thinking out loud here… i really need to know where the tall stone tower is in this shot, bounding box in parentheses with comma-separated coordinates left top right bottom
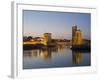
(72, 25, 77, 44)
(72, 25, 82, 45)
(43, 33, 52, 44)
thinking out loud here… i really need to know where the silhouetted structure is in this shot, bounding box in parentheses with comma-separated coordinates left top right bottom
(71, 25, 90, 51)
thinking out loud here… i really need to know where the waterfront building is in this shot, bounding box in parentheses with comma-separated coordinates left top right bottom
(72, 25, 83, 45)
(43, 33, 52, 44)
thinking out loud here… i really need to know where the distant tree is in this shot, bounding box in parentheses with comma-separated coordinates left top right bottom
(23, 36, 28, 41)
(27, 36, 33, 41)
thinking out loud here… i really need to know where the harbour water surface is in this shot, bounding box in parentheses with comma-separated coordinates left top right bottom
(23, 46, 90, 69)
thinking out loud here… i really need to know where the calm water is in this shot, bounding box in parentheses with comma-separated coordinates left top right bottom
(23, 46, 90, 69)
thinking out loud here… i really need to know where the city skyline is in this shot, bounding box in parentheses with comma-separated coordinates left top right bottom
(23, 10, 91, 39)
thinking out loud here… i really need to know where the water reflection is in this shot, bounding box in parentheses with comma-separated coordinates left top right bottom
(57, 45, 66, 52)
(23, 46, 90, 69)
(23, 47, 58, 60)
(39, 49, 52, 60)
(72, 51, 83, 65)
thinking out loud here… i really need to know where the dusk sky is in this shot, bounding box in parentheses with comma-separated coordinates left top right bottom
(23, 10, 91, 39)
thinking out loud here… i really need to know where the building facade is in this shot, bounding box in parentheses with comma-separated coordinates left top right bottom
(72, 25, 83, 45)
(43, 33, 52, 44)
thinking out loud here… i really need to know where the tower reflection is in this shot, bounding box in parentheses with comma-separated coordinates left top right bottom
(72, 51, 83, 65)
(39, 48, 52, 60)
(57, 45, 66, 52)
(23, 47, 58, 60)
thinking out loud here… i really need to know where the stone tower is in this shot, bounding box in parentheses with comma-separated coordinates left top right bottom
(43, 33, 52, 44)
(72, 25, 82, 45)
